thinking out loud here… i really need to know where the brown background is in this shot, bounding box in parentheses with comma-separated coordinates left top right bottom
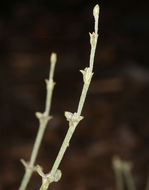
(0, 0, 149, 189)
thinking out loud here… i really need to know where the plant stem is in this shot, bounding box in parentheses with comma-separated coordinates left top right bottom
(50, 124, 76, 177)
(50, 4, 99, 179)
(112, 156, 136, 190)
(37, 4, 100, 190)
(123, 163, 136, 190)
(114, 169, 124, 190)
(18, 53, 57, 190)
(112, 156, 124, 190)
(19, 169, 32, 190)
(77, 83, 89, 115)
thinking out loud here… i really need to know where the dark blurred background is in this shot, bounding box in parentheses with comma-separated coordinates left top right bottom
(0, 0, 149, 190)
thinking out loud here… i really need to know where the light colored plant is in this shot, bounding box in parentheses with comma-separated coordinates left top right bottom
(112, 156, 136, 190)
(19, 53, 57, 190)
(18, 4, 99, 190)
(35, 4, 100, 190)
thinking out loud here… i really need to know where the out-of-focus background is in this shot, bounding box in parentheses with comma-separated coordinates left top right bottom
(0, 0, 149, 189)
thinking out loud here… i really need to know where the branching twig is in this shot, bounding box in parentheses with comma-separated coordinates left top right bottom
(36, 4, 100, 190)
(18, 53, 57, 190)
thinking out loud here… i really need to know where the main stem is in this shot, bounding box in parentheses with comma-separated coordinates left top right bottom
(40, 5, 100, 190)
(49, 83, 90, 178)
(50, 124, 76, 177)
(19, 53, 57, 190)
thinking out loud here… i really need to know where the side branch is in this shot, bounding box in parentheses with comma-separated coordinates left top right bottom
(18, 53, 57, 190)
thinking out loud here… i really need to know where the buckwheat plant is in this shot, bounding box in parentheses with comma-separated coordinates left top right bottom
(35, 4, 100, 190)
(19, 53, 57, 190)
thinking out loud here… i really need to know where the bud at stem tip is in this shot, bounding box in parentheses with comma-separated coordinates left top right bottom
(93, 4, 100, 17)
(50, 53, 57, 64)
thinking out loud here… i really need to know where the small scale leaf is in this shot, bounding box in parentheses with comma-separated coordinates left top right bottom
(64, 111, 73, 121)
(36, 165, 45, 177)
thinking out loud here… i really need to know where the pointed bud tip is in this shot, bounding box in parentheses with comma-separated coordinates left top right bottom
(93, 4, 100, 17)
(50, 52, 57, 64)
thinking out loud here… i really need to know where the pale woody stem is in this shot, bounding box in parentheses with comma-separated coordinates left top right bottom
(45, 63, 56, 115)
(77, 31, 98, 115)
(77, 83, 89, 116)
(31, 60, 56, 167)
(89, 35, 98, 71)
(115, 170, 124, 190)
(113, 165, 124, 190)
(78, 5, 99, 115)
(89, 44, 97, 71)
(50, 125, 75, 177)
(19, 53, 56, 190)
(95, 17, 98, 35)
(123, 168, 136, 190)
(49, 36, 98, 181)
(113, 157, 136, 190)
(30, 122, 47, 167)
(45, 5, 99, 187)
(18, 169, 32, 190)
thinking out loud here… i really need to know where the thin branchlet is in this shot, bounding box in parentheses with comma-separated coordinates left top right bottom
(18, 53, 57, 190)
